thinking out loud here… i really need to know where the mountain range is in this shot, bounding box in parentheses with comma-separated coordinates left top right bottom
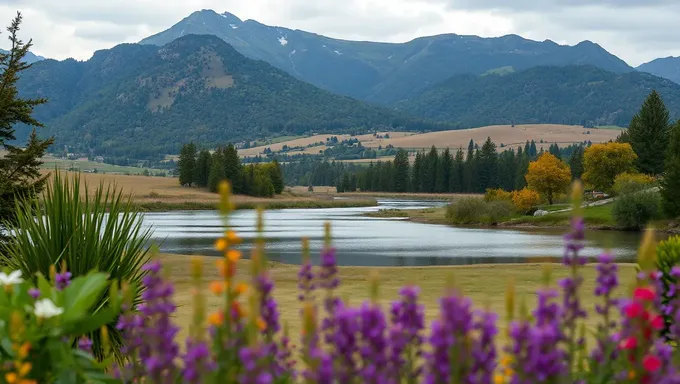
(0, 48, 44, 64)
(637, 57, 680, 85)
(140, 10, 636, 103)
(11, 9, 680, 159)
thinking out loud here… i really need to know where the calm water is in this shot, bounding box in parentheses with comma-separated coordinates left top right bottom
(143, 200, 661, 266)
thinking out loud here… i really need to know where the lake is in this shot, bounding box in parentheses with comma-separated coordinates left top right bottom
(144, 199, 659, 266)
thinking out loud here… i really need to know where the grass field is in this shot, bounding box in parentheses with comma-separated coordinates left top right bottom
(162, 253, 638, 348)
(40, 171, 376, 211)
(239, 124, 622, 158)
(40, 156, 166, 175)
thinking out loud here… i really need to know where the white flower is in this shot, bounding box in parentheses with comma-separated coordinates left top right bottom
(34, 298, 64, 318)
(0, 270, 23, 286)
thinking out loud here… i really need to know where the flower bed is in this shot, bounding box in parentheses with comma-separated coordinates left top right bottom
(1, 181, 679, 383)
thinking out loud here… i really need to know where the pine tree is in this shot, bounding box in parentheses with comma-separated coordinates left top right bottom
(450, 149, 464, 193)
(439, 148, 453, 193)
(628, 90, 671, 175)
(568, 146, 584, 180)
(0, 13, 54, 240)
(463, 140, 475, 192)
(207, 148, 226, 193)
(268, 159, 285, 194)
(194, 150, 212, 188)
(529, 140, 538, 158)
(393, 149, 410, 192)
(515, 147, 529, 190)
(223, 144, 243, 193)
(498, 148, 516, 191)
(478, 137, 498, 191)
(178, 143, 197, 186)
(411, 152, 423, 192)
(423, 146, 439, 193)
(549, 143, 561, 158)
(661, 121, 680, 218)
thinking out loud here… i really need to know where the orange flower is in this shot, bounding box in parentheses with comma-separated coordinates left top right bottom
(209, 281, 225, 295)
(208, 311, 225, 326)
(18, 363, 31, 377)
(214, 238, 228, 252)
(232, 302, 244, 319)
(227, 250, 242, 263)
(17, 342, 30, 359)
(256, 317, 267, 331)
(235, 283, 248, 295)
(5, 373, 17, 384)
(216, 259, 227, 276)
(226, 230, 241, 245)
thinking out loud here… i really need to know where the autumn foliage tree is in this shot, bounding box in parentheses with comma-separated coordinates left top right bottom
(582, 142, 637, 193)
(525, 153, 572, 205)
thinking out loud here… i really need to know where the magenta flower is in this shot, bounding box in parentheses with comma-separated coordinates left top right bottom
(388, 285, 425, 381)
(182, 338, 215, 383)
(358, 302, 388, 382)
(55, 271, 72, 290)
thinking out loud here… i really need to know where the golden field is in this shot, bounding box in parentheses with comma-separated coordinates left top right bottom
(163, 253, 637, 346)
(240, 124, 622, 158)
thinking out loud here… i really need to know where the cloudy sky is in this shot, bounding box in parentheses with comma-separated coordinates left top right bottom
(1, 0, 678, 66)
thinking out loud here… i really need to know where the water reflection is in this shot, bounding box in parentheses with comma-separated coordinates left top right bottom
(142, 199, 662, 266)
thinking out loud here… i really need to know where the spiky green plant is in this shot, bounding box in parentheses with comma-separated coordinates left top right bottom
(0, 171, 152, 360)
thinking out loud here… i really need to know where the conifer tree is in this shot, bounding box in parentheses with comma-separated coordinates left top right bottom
(268, 159, 285, 194)
(463, 140, 475, 192)
(450, 149, 464, 193)
(628, 90, 671, 175)
(177, 143, 197, 186)
(439, 148, 453, 193)
(223, 144, 243, 193)
(515, 146, 529, 190)
(549, 143, 561, 158)
(208, 148, 226, 193)
(478, 137, 498, 191)
(0, 13, 54, 240)
(568, 146, 584, 180)
(423, 146, 439, 193)
(661, 121, 680, 218)
(194, 150, 212, 188)
(411, 152, 423, 192)
(393, 149, 410, 192)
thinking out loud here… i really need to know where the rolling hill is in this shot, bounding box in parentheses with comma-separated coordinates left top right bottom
(139, 9, 633, 103)
(637, 57, 680, 85)
(16, 34, 421, 158)
(396, 65, 680, 127)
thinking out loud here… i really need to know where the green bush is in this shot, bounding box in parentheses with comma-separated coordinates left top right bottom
(446, 197, 512, 225)
(612, 190, 661, 230)
(0, 172, 152, 360)
(656, 235, 680, 341)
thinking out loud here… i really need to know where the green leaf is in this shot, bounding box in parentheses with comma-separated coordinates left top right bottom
(63, 307, 117, 335)
(62, 272, 109, 323)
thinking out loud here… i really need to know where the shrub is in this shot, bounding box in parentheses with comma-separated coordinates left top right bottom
(612, 172, 655, 195)
(446, 197, 487, 224)
(484, 188, 512, 202)
(446, 197, 512, 224)
(612, 189, 661, 230)
(512, 188, 541, 213)
(656, 235, 680, 341)
(0, 172, 152, 360)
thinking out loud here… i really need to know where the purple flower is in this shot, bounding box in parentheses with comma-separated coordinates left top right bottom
(238, 344, 273, 384)
(425, 291, 474, 383)
(255, 273, 280, 335)
(388, 285, 425, 381)
(117, 261, 180, 381)
(358, 302, 388, 382)
(55, 271, 72, 290)
(319, 247, 339, 291)
(591, 252, 619, 365)
(297, 261, 315, 302)
(330, 306, 360, 381)
(78, 337, 93, 353)
(276, 333, 296, 379)
(470, 310, 498, 384)
(560, 216, 587, 367)
(28, 288, 40, 299)
(182, 339, 215, 383)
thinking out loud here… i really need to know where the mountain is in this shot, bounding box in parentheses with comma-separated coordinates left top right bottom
(17, 34, 416, 159)
(139, 9, 633, 103)
(0, 48, 45, 63)
(396, 65, 680, 128)
(637, 57, 680, 85)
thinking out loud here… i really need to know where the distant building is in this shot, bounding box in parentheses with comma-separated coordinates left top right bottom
(94, 156, 104, 163)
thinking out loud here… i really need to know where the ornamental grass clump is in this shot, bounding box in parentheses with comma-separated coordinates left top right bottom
(11, 180, 680, 383)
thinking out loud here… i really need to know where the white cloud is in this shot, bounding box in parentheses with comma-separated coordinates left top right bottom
(0, 0, 677, 66)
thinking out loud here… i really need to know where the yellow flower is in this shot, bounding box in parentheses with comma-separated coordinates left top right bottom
(235, 283, 248, 295)
(500, 355, 512, 367)
(5, 373, 17, 384)
(209, 281, 225, 295)
(256, 317, 267, 331)
(17, 342, 30, 360)
(226, 230, 241, 245)
(216, 259, 227, 276)
(18, 363, 31, 377)
(214, 238, 228, 252)
(493, 374, 505, 384)
(208, 311, 224, 326)
(227, 250, 242, 263)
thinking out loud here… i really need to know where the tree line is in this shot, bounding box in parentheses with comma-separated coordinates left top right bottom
(177, 143, 284, 198)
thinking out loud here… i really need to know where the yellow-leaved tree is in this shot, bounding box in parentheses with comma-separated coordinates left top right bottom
(582, 142, 637, 193)
(525, 153, 572, 205)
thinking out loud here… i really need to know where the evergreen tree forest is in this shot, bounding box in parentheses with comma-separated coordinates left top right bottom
(177, 143, 284, 198)
(282, 139, 589, 194)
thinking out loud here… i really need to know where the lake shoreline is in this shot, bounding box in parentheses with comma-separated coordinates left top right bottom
(133, 198, 378, 212)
